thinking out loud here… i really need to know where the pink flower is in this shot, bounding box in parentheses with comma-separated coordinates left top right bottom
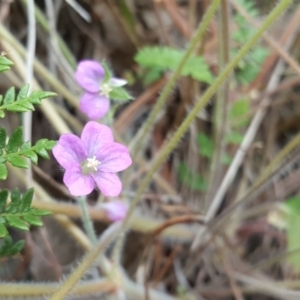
(52, 121, 132, 197)
(101, 201, 128, 222)
(75, 60, 127, 120)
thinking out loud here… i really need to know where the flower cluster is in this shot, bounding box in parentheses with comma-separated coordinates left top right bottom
(53, 60, 132, 221)
(75, 60, 128, 120)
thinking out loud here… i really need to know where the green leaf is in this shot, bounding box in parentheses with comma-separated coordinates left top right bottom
(0, 223, 8, 238)
(197, 133, 214, 158)
(44, 140, 56, 150)
(229, 98, 250, 128)
(10, 239, 25, 254)
(21, 141, 31, 150)
(0, 56, 13, 67)
(102, 61, 112, 83)
(32, 209, 52, 216)
(0, 66, 10, 73)
(110, 87, 133, 101)
(23, 150, 38, 164)
(0, 110, 5, 118)
(5, 216, 29, 231)
(178, 162, 207, 191)
(17, 84, 29, 100)
(20, 188, 34, 212)
(35, 147, 49, 159)
(0, 190, 8, 210)
(6, 127, 23, 153)
(135, 47, 213, 84)
(7, 155, 29, 169)
(225, 131, 244, 144)
(23, 215, 43, 227)
(0, 128, 6, 148)
(11, 188, 21, 205)
(0, 164, 8, 180)
(29, 91, 57, 100)
(3, 87, 15, 105)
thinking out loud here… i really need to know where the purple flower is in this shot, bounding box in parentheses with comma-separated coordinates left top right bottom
(101, 201, 128, 222)
(75, 60, 127, 120)
(52, 121, 132, 197)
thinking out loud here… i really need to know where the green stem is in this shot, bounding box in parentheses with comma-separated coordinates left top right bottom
(50, 223, 120, 300)
(128, 0, 222, 156)
(77, 196, 98, 245)
(0, 279, 114, 297)
(115, 0, 292, 261)
(206, 0, 230, 205)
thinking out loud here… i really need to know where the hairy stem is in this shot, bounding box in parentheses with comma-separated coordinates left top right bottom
(206, 0, 230, 206)
(50, 223, 120, 300)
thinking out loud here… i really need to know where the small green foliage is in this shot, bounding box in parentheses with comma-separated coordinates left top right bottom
(269, 197, 300, 273)
(178, 162, 207, 192)
(110, 87, 133, 102)
(0, 56, 13, 73)
(233, 0, 269, 85)
(0, 127, 56, 174)
(0, 235, 25, 258)
(197, 133, 214, 158)
(135, 46, 213, 85)
(229, 98, 250, 128)
(0, 188, 51, 238)
(0, 84, 57, 118)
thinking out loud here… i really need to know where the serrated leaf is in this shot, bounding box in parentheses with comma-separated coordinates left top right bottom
(29, 95, 41, 105)
(0, 190, 8, 210)
(23, 215, 43, 226)
(0, 164, 8, 180)
(135, 47, 213, 84)
(0, 56, 13, 67)
(3, 87, 15, 105)
(0, 66, 10, 73)
(17, 84, 29, 100)
(5, 216, 29, 231)
(20, 188, 34, 212)
(7, 155, 29, 169)
(0, 128, 6, 149)
(22, 150, 38, 164)
(11, 188, 21, 205)
(197, 133, 214, 158)
(0, 223, 8, 238)
(44, 140, 56, 150)
(30, 91, 57, 100)
(6, 127, 23, 153)
(21, 141, 31, 150)
(32, 209, 52, 216)
(5, 105, 29, 113)
(35, 147, 49, 159)
(35, 139, 48, 147)
(110, 87, 133, 101)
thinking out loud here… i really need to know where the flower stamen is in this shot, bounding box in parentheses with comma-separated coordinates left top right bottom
(86, 156, 101, 172)
(100, 83, 112, 97)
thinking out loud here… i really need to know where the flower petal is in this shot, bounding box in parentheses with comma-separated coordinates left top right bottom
(97, 143, 132, 172)
(63, 165, 94, 196)
(101, 201, 128, 221)
(109, 78, 127, 87)
(75, 60, 104, 93)
(80, 92, 110, 120)
(92, 172, 122, 197)
(81, 121, 114, 157)
(52, 134, 86, 169)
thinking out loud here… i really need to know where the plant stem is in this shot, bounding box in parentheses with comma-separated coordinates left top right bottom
(77, 196, 98, 245)
(114, 0, 292, 262)
(50, 222, 120, 300)
(128, 0, 222, 156)
(206, 0, 230, 206)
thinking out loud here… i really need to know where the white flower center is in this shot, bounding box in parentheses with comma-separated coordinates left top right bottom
(100, 83, 112, 97)
(86, 156, 101, 172)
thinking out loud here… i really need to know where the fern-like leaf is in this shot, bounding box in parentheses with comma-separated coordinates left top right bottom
(134, 46, 213, 85)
